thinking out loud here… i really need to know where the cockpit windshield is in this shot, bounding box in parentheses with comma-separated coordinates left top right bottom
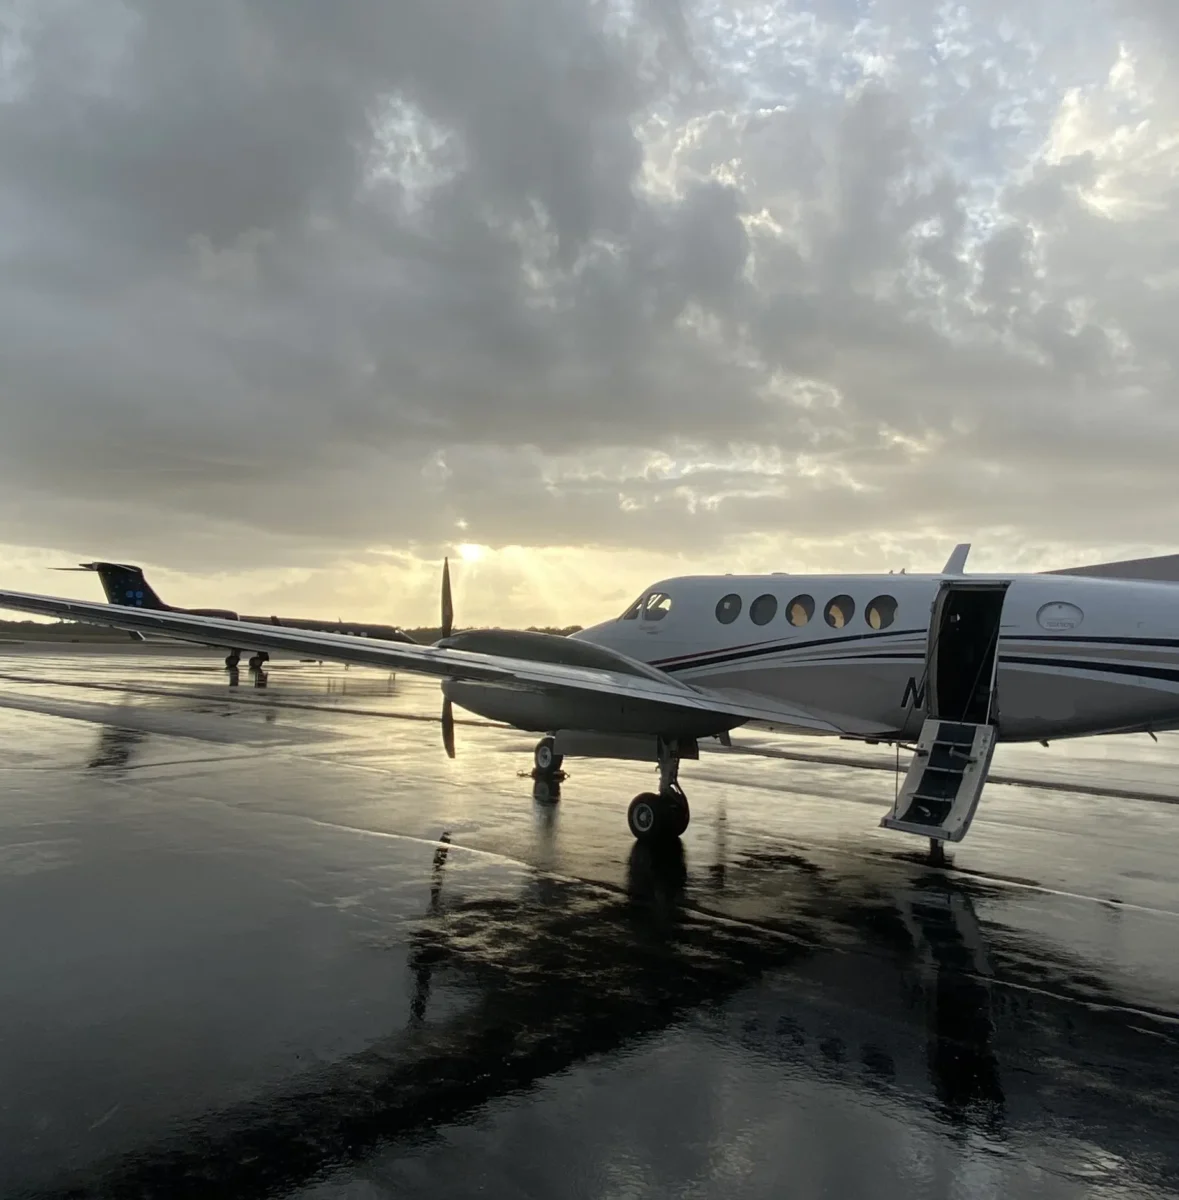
(620, 591, 673, 621)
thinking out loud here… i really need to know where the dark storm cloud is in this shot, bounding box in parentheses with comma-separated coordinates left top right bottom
(0, 0, 1177, 582)
(0, 0, 767, 513)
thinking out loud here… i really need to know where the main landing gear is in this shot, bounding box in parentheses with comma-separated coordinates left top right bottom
(530, 734, 691, 844)
(224, 650, 268, 670)
(627, 739, 690, 844)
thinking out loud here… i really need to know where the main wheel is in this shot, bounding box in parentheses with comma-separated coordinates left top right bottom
(248, 653, 268, 670)
(627, 791, 687, 843)
(533, 736, 564, 775)
(665, 789, 690, 836)
(225, 651, 241, 669)
(628, 792, 664, 840)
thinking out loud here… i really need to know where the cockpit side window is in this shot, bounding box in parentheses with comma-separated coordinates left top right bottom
(620, 595, 643, 620)
(642, 592, 673, 621)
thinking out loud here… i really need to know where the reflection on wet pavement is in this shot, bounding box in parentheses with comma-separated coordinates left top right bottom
(0, 649, 1177, 1198)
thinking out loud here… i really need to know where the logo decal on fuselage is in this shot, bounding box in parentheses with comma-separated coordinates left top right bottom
(901, 676, 926, 710)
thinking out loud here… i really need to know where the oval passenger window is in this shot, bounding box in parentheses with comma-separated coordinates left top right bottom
(865, 595, 897, 630)
(785, 595, 814, 627)
(716, 594, 742, 624)
(824, 595, 855, 629)
(750, 594, 778, 625)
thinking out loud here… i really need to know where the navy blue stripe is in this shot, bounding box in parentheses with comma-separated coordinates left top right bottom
(669, 652, 926, 674)
(666, 651, 1179, 700)
(656, 627, 926, 673)
(1005, 655, 1179, 686)
(660, 630, 1179, 676)
(1008, 634, 1179, 651)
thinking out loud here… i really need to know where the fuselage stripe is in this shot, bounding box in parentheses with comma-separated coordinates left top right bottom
(655, 627, 926, 672)
(1004, 655, 1179, 686)
(657, 638, 1179, 686)
(664, 647, 1179, 689)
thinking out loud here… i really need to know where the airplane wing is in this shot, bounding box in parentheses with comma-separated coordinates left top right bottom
(0, 588, 892, 739)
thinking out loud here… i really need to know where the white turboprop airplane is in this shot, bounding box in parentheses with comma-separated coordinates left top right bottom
(2, 544, 1179, 849)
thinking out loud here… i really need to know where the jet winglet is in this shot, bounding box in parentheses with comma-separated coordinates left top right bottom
(941, 543, 971, 575)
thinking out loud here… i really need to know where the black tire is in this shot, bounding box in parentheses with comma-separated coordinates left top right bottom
(225, 652, 240, 669)
(665, 790, 690, 836)
(628, 792, 665, 841)
(534, 736, 564, 774)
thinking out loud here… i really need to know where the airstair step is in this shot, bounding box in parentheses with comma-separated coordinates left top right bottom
(881, 718, 998, 843)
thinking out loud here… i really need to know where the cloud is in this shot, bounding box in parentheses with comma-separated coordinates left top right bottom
(1, 0, 1177, 622)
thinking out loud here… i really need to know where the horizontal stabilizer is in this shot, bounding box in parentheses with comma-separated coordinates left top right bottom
(1048, 553, 1179, 583)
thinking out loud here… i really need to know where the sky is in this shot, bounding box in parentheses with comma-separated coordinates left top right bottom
(1, 0, 1177, 627)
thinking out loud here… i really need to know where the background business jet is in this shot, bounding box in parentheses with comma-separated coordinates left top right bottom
(3, 545, 1179, 850)
(56, 559, 417, 668)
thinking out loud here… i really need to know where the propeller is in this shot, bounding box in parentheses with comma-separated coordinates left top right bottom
(439, 556, 456, 757)
(441, 556, 454, 641)
(441, 695, 455, 759)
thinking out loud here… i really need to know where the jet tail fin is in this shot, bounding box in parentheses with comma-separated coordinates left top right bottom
(77, 562, 169, 610)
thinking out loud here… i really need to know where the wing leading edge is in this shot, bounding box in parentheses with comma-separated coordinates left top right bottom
(0, 588, 887, 739)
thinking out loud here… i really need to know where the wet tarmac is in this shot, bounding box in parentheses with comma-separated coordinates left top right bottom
(2, 646, 1179, 1199)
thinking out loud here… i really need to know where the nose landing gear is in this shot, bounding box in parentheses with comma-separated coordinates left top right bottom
(533, 736, 564, 778)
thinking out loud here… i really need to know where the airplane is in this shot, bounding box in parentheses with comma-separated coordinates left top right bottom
(4, 543, 1179, 851)
(54, 560, 418, 669)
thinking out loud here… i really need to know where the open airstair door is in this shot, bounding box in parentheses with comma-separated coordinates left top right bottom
(882, 581, 1009, 843)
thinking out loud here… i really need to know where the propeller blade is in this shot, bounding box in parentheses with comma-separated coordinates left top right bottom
(441, 695, 455, 759)
(441, 557, 454, 641)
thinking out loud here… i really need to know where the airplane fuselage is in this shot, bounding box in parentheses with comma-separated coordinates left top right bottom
(569, 571, 1179, 743)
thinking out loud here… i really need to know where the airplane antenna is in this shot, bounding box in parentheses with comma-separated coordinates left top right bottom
(941, 543, 971, 575)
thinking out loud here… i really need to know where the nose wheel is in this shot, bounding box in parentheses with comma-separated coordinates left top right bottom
(533, 736, 564, 778)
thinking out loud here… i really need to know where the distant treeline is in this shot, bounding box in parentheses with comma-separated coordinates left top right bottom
(0, 619, 584, 644)
(406, 625, 583, 642)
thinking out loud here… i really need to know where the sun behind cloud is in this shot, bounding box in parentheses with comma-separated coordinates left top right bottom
(0, 0, 1175, 620)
